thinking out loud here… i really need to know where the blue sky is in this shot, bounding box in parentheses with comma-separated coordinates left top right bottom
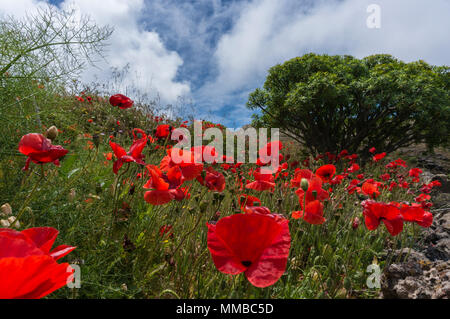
(2, 0, 450, 128)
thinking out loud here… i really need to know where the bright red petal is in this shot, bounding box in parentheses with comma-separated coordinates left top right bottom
(109, 141, 127, 158)
(144, 190, 173, 205)
(0, 256, 73, 299)
(21, 227, 59, 254)
(245, 218, 290, 288)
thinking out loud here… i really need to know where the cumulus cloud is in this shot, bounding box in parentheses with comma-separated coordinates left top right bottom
(0, 0, 190, 104)
(198, 0, 450, 118)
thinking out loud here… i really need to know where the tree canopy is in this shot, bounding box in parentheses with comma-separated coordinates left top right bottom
(247, 53, 449, 157)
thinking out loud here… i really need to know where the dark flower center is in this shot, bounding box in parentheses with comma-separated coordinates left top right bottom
(241, 260, 252, 267)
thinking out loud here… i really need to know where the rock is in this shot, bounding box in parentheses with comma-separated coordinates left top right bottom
(432, 193, 450, 209)
(381, 260, 450, 299)
(381, 165, 450, 299)
(439, 213, 450, 231)
(420, 171, 435, 184)
(432, 174, 450, 193)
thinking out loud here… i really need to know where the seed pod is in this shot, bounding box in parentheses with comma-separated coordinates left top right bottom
(68, 188, 76, 202)
(0, 219, 10, 227)
(352, 217, 360, 230)
(1, 203, 12, 216)
(45, 126, 58, 140)
(8, 216, 20, 229)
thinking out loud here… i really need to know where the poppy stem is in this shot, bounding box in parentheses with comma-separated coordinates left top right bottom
(12, 168, 46, 228)
(171, 189, 208, 258)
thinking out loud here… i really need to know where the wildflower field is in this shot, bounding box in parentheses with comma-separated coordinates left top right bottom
(0, 88, 444, 299)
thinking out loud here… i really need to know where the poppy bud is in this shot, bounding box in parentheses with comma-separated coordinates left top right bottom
(45, 125, 58, 140)
(128, 184, 135, 195)
(300, 178, 309, 192)
(352, 217, 360, 230)
(0, 203, 12, 216)
(68, 188, 76, 202)
(199, 200, 208, 212)
(92, 134, 100, 148)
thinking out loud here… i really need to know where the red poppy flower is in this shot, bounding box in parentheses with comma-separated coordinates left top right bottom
(18, 133, 68, 171)
(398, 204, 432, 228)
(408, 168, 423, 178)
(315, 164, 336, 183)
(339, 149, 349, 157)
(238, 194, 271, 214)
(352, 217, 360, 229)
(361, 181, 380, 199)
(415, 193, 431, 203)
(245, 168, 275, 192)
(347, 179, 361, 195)
(257, 141, 283, 166)
(295, 175, 329, 205)
(197, 167, 226, 192)
(109, 135, 147, 174)
(330, 174, 345, 185)
(155, 124, 172, 139)
(191, 145, 218, 164)
(109, 94, 134, 109)
(372, 152, 386, 162)
(292, 200, 325, 225)
(143, 165, 185, 205)
(0, 227, 75, 299)
(290, 169, 314, 188)
(361, 200, 403, 236)
(369, 147, 376, 153)
(347, 163, 360, 173)
(160, 148, 203, 181)
(206, 213, 290, 288)
(159, 225, 174, 239)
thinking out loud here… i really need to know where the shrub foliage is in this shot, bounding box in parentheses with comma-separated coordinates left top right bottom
(247, 53, 449, 157)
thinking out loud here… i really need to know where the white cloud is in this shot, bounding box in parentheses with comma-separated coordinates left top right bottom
(199, 0, 450, 110)
(0, 0, 190, 104)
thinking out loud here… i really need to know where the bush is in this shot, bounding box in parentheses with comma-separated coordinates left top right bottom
(247, 53, 449, 158)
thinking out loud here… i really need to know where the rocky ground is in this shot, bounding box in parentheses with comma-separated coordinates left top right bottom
(380, 147, 450, 299)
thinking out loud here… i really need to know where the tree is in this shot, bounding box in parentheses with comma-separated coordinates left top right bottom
(247, 53, 449, 157)
(0, 5, 113, 84)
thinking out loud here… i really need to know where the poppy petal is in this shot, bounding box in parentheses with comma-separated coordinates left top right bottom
(49, 245, 77, 261)
(245, 218, 290, 288)
(21, 227, 59, 254)
(144, 190, 173, 205)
